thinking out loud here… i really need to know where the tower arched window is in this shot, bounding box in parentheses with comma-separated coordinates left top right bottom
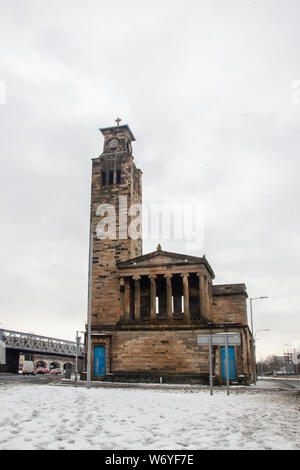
(116, 169, 121, 184)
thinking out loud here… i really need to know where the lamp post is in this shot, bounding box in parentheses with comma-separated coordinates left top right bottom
(87, 225, 94, 390)
(249, 297, 268, 384)
(249, 297, 268, 335)
(75, 330, 85, 388)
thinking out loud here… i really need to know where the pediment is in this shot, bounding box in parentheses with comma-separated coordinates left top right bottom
(117, 249, 214, 277)
(126, 253, 185, 266)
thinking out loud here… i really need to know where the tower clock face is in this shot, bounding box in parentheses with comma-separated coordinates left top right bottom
(109, 138, 119, 149)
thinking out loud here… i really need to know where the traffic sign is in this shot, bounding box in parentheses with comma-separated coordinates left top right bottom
(197, 333, 241, 346)
(196, 333, 241, 395)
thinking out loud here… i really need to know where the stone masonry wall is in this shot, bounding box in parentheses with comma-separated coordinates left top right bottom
(110, 328, 250, 378)
(212, 294, 248, 325)
(90, 151, 142, 327)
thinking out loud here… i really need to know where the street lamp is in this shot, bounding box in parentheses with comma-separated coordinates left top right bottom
(249, 297, 268, 385)
(249, 297, 268, 335)
(255, 328, 271, 340)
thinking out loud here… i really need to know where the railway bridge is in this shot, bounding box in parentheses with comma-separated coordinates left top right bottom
(0, 329, 85, 374)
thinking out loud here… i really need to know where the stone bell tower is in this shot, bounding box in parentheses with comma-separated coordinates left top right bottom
(89, 120, 142, 327)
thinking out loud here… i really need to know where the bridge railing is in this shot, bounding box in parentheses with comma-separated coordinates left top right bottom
(0, 329, 85, 357)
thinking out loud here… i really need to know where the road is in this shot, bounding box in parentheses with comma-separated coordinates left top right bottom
(259, 377, 300, 391)
(1, 374, 299, 391)
(0, 373, 65, 386)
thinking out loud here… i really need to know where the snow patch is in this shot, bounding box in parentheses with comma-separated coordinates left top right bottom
(0, 384, 299, 450)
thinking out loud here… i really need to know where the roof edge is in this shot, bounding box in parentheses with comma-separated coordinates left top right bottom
(99, 124, 136, 141)
(117, 249, 215, 279)
(212, 283, 248, 297)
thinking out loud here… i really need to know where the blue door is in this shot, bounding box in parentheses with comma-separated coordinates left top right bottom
(221, 346, 236, 379)
(94, 345, 106, 376)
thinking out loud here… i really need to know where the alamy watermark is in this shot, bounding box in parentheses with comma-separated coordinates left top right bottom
(94, 197, 205, 251)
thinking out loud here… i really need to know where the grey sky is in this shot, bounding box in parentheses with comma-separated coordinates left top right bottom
(0, 0, 299, 357)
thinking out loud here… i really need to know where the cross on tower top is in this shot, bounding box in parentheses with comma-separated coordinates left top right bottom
(115, 117, 122, 126)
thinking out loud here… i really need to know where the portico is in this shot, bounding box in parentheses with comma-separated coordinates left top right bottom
(117, 247, 214, 324)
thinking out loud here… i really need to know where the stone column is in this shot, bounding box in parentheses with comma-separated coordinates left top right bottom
(149, 275, 157, 320)
(207, 279, 213, 320)
(133, 276, 141, 321)
(181, 273, 190, 322)
(120, 278, 125, 319)
(197, 272, 208, 320)
(164, 274, 173, 320)
(124, 277, 131, 322)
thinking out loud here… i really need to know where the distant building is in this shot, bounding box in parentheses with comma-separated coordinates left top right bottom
(86, 123, 255, 384)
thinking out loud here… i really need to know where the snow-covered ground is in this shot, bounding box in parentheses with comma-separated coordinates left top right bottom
(0, 382, 299, 450)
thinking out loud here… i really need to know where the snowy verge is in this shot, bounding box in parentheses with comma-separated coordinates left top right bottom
(0, 383, 299, 450)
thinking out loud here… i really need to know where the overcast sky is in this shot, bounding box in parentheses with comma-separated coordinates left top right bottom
(0, 0, 299, 358)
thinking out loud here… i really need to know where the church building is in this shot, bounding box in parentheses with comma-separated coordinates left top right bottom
(87, 122, 255, 385)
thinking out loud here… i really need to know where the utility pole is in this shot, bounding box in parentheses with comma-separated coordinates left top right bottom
(249, 297, 268, 384)
(75, 333, 78, 387)
(75, 330, 85, 387)
(87, 226, 94, 389)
